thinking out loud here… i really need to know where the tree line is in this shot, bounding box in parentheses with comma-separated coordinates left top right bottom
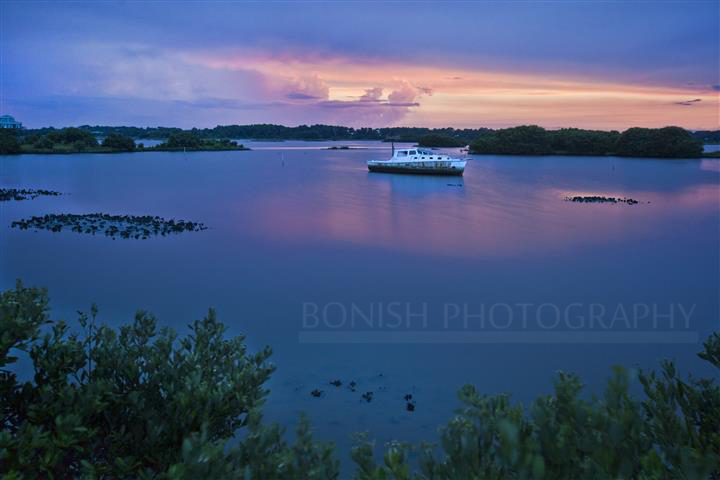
(4, 124, 715, 157)
(23, 124, 492, 143)
(1, 282, 718, 479)
(469, 125, 704, 158)
(0, 129, 245, 154)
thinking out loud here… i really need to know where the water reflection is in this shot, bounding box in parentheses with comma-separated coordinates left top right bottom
(1, 143, 718, 473)
(245, 153, 719, 258)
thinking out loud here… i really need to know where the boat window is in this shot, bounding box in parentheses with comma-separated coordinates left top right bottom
(397, 151, 407, 157)
(409, 150, 417, 155)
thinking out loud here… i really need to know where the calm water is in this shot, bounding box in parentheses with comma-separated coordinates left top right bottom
(2, 142, 719, 468)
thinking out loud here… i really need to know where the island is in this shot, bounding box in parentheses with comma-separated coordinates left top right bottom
(417, 133, 467, 148)
(0, 128, 248, 154)
(468, 125, 704, 158)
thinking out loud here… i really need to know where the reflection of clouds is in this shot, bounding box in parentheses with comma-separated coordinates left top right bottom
(700, 159, 720, 172)
(244, 165, 719, 258)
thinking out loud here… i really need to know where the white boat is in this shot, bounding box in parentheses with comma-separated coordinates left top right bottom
(367, 148, 467, 176)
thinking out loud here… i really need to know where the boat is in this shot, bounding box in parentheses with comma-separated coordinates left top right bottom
(367, 147, 467, 176)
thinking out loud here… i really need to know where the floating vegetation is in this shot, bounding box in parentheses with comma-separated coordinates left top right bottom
(326, 145, 351, 150)
(565, 195, 640, 205)
(361, 391, 374, 403)
(329, 379, 342, 387)
(348, 381, 357, 392)
(310, 389, 324, 398)
(0, 188, 61, 201)
(11, 213, 207, 239)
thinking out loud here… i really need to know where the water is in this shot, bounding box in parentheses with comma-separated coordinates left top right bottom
(1, 141, 719, 469)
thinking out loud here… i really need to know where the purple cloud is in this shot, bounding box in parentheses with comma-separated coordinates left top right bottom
(286, 92, 320, 100)
(673, 98, 702, 106)
(359, 88, 383, 102)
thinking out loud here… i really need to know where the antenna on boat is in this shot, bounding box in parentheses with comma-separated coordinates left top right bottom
(391, 140, 395, 156)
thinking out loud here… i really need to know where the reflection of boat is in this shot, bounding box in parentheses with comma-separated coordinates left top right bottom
(368, 148, 467, 176)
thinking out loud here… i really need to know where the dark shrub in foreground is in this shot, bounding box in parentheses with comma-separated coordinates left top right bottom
(1, 282, 717, 479)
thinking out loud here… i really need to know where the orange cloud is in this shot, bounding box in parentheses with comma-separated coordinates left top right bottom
(184, 49, 720, 129)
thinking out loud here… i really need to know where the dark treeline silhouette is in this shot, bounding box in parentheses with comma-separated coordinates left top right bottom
(691, 130, 720, 143)
(9, 124, 716, 157)
(24, 124, 490, 143)
(417, 133, 467, 147)
(469, 125, 704, 158)
(0, 128, 245, 154)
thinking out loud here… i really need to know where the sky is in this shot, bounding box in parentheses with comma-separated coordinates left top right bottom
(1, 1, 718, 130)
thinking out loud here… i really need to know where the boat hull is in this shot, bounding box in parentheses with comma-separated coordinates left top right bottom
(367, 160, 466, 176)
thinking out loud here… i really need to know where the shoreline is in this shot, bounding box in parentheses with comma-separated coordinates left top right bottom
(15, 146, 251, 155)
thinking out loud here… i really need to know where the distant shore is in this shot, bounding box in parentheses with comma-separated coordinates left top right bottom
(18, 145, 249, 154)
(1, 129, 249, 155)
(2, 123, 718, 158)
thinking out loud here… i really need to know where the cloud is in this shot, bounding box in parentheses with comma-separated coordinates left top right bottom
(286, 92, 320, 100)
(280, 74, 329, 101)
(359, 87, 383, 102)
(712, 84, 720, 91)
(174, 97, 284, 110)
(387, 81, 421, 103)
(673, 98, 702, 106)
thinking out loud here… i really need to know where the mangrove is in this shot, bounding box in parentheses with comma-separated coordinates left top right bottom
(0, 282, 717, 478)
(469, 125, 703, 158)
(6, 128, 248, 154)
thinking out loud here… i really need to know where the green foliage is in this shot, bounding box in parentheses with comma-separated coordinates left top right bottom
(0, 130, 21, 154)
(548, 128, 620, 155)
(417, 134, 466, 148)
(470, 125, 702, 158)
(471, 125, 552, 155)
(101, 133, 135, 151)
(354, 335, 719, 479)
(165, 131, 203, 149)
(0, 281, 337, 478)
(157, 132, 242, 151)
(47, 128, 98, 147)
(616, 127, 702, 158)
(24, 124, 491, 143)
(690, 130, 720, 144)
(1, 282, 717, 479)
(33, 136, 54, 150)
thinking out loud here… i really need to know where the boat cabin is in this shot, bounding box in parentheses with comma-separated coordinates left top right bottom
(392, 148, 446, 160)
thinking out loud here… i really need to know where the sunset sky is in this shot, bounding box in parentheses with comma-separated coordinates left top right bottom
(1, 1, 718, 130)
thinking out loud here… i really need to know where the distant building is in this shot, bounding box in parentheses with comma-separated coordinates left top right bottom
(0, 115, 23, 129)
